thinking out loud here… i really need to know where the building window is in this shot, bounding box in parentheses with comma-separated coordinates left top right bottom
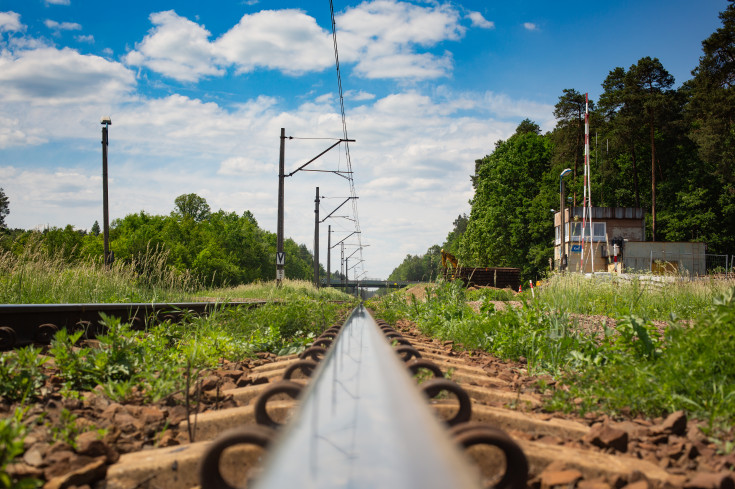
(567, 222, 606, 242)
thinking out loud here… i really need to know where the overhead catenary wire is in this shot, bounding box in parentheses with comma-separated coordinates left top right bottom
(328, 0, 366, 280)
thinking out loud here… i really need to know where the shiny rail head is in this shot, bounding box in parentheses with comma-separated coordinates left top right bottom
(249, 304, 483, 489)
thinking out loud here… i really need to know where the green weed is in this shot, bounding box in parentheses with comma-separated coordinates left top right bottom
(0, 408, 42, 489)
(370, 280, 735, 433)
(0, 347, 47, 402)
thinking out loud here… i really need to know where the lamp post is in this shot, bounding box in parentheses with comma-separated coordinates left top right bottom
(101, 116, 112, 267)
(559, 168, 572, 271)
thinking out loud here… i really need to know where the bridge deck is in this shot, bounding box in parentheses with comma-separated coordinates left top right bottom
(326, 280, 421, 288)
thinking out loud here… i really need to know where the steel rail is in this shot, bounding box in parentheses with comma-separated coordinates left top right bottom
(249, 304, 482, 488)
(0, 301, 266, 349)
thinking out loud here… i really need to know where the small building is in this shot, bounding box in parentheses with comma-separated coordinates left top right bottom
(552, 206, 707, 275)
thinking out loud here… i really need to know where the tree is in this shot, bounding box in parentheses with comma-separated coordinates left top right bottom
(0, 188, 9, 228)
(683, 0, 735, 252)
(460, 123, 554, 279)
(515, 118, 541, 136)
(629, 57, 675, 241)
(174, 193, 211, 222)
(688, 0, 735, 180)
(598, 67, 646, 208)
(551, 89, 594, 206)
(598, 58, 676, 240)
(91, 221, 101, 236)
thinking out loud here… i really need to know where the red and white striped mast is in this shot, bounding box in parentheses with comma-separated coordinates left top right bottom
(579, 93, 593, 272)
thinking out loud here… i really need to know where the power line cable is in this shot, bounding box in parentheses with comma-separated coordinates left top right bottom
(329, 0, 366, 278)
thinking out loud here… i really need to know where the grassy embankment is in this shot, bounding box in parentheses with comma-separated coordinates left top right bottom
(368, 275, 735, 443)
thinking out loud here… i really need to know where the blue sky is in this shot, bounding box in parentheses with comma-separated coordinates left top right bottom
(0, 0, 728, 279)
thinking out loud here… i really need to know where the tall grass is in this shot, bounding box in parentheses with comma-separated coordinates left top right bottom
(536, 272, 735, 320)
(0, 244, 200, 304)
(368, 281, 735, 433)
(199, 279, 354, 302)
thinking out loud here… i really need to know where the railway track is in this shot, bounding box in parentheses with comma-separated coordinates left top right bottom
(5, 304, 733, 489)
(0, 301, 267, 349)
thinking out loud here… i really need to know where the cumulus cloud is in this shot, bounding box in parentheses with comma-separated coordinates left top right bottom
(125, 10, 224, 82)
(75, 34, 94, 43)
(336, 0, 464, 79)
(44, 19, 81, 31)
(0, 116, 45, 148)
(125, 1, 471, 82)
(218, 156, 271, 175)
(467, 12, 494, 29)
(0, 46, 136, 104)
(0, 11, 23, 32)
(216, 10, 333, 75)
(523, 22, 537, 31)
(344, 90, 375, 101)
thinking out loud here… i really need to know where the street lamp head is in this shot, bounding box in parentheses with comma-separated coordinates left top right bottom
(560, 168, 572, 178)
(100, 116, 112, 126)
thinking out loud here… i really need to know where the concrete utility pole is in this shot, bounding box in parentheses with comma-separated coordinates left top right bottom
(101, 117, 112, 267)
(327, 225, 331, 287)
(314, 187, 320, 287)
(275, 128, 354, 286)
(277, 128, 286, 285)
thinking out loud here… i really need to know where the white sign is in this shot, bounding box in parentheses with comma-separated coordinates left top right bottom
(276, 269, 285, 280)
(276, 252, 285, 266)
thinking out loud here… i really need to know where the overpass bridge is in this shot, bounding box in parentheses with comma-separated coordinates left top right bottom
(325, 280, 426, 289)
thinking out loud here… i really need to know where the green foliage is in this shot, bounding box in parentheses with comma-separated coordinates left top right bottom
(173, 193, 211, 222)
(0, 188, 8, 229)
(48, 408, 80, 449)
(39, 300, 347, 401)
(0, 347, 47, 402)
(460, 128, 554, 280)
(370, 281, 590, 373)
(49, 314, 179, 401)
(0, 408, 42, 489)
(537, 273, 730, 321)
(371, 281, 735, 431)
(0, 195, 320, 294)
(0, 238, 200, 304)
(551, 287, 735, 428)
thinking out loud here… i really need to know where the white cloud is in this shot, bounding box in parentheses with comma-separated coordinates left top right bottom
(336, 0, 464, 79)
(75, 34, 94, 43)
(125, 2, 469, 82)
(44, 19, 82, 31)
(215, 10, 333, 75)
(0, 46, 136, 105)
(125, 10, 224, 82)
(344, 90, 375, 101)
(44, 0, 71, 5)
(523, 22, 537, 31)
(467, 12, 494, 29)
(0, 115, 45, 148)
(218, 156, 271, 175)
(0, 11, 23, 33)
